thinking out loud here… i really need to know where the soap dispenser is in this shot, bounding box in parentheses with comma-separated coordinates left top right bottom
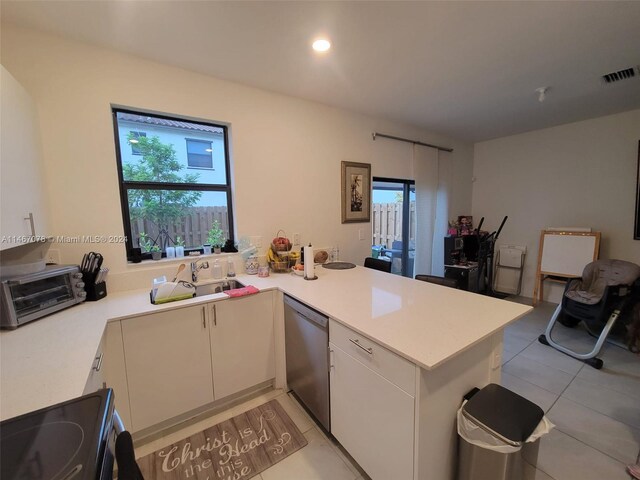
(212, 260, 222, 279)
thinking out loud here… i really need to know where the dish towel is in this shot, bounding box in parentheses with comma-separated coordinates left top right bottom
(225, 285, 260, 298)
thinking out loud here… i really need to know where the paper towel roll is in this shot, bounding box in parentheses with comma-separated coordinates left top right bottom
(304, 244, 315, 280)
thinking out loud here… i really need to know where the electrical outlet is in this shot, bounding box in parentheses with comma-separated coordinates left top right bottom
(48, 249, 61, 265)
(293, 233, 300, 246)
(358, 229, 364, 241)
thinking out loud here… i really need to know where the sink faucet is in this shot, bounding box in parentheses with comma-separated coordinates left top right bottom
(191, 261, 209, 282)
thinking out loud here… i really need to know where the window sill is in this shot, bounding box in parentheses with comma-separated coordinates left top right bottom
(126, 251, 236, 269)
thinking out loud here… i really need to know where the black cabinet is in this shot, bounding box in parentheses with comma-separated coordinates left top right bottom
(445, 266, 479, 293)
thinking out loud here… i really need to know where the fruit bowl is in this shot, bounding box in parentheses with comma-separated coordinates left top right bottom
(271, 230, 292, 252)
(269, 260, 290, 273)
(292, 267, 305, 276)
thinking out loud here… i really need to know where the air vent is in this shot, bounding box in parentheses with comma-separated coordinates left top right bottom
(602, 66, 637, 84)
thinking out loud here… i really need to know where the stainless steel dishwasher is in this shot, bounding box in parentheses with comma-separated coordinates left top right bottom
(284, 294, 331, 432)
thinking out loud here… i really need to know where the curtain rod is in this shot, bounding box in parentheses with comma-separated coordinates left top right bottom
(372, 132, 453, 153)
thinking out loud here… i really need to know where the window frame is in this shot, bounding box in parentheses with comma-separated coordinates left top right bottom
(185, 138, 214, 169)
(129, 131, 146, 155)
(111, 107, 235, 261)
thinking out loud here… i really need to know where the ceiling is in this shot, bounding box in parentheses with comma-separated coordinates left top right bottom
(2, 1, 640, 142)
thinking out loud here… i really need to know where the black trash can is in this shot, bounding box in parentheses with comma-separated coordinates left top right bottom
(457, 383, 545, 480)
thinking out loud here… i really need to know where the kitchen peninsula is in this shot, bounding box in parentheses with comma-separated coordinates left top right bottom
(0, 265, 531, 479)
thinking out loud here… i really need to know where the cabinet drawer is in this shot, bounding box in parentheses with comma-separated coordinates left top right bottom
(329, 319, 415, 396)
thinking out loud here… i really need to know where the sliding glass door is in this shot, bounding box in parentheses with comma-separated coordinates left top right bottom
(371, 178, 416, 277)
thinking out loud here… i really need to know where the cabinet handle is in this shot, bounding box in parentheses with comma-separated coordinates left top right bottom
(213, 304, 217, 326)
(202, 306, 206, 328)
(93, 353, 104, 371)
(349, 338, 373, 355)
(24, 213, 35, 236)
(329, 348, 335, 370)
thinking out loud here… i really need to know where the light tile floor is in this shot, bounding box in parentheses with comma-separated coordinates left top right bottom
(134, 298, 640, 480)
(502, 298, 640, 480)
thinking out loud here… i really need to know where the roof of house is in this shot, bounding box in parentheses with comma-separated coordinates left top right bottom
(118, 112, 223, 135)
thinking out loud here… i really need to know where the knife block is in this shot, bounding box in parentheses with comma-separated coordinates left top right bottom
(86, 281, 107, 302)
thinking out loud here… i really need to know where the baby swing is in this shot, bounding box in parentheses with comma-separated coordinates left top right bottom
(538, 259, 640, 369)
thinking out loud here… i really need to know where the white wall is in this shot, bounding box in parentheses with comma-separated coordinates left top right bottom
(472, 109, 640, 302)
(1, 25, 473, 290)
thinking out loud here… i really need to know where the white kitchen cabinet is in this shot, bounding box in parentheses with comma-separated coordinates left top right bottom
(122, 304, 214, 432)
(329, 323, 416, 480)
(83, 332, 106, 395)
(209, 291, 275, 400)
(83, 322, 132, 429)
(103, 321, 132, 430)
(0, 65, 49, 249)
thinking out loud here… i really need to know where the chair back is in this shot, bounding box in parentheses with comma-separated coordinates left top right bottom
(364, 257, 392, 273)
(415, 274, 459, 289)
(116, 431, 145, 480)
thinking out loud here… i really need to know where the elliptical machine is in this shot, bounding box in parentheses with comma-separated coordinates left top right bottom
(475, 216, 508, 297)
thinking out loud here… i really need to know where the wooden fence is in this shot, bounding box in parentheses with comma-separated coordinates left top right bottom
(131, 203, 413, 250)
(372, 202, 416, 248)
(131, 206, 229, 249)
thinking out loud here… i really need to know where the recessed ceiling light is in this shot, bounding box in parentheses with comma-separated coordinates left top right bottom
(312, 38, 331, 52)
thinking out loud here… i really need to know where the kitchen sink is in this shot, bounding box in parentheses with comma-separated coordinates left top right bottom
(195, 280, 245, 296)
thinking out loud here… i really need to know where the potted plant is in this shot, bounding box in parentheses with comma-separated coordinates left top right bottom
(175, 236, 186, 257)
(150, 245, 162, 261)
(207, 220, 225, 254)
(139, 232, 163, 260)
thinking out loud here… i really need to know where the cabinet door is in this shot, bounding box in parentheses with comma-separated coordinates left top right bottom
(0, 66, 48, 248)
(122, 305, 214, 432)
(330, 342, 415, 480)
(103, 321, 132, 430)
(210, 292, 275, 400)
(83, 332, 106, 395)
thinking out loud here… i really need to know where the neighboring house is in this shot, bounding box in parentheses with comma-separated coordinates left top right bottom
(117, 113, 226, 206)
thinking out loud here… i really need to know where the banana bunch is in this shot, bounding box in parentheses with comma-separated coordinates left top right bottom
(267, 247, 300, 265)
(267, 247, 280, 263)
(289, 251, 300, 263)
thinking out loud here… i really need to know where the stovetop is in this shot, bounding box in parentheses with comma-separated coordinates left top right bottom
(1, 389, 114, 480)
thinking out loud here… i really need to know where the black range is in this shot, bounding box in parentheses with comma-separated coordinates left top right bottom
(0, 389, 115, 480)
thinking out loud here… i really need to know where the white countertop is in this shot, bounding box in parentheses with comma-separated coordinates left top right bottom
(0, 266, 531, 421)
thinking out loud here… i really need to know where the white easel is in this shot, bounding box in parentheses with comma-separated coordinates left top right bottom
(532, 230, 600, 306)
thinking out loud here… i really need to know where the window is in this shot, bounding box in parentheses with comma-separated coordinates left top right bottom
(186, 138, 213, 168)
(113, 108, 234, 260)
(129, 131, 146, 155)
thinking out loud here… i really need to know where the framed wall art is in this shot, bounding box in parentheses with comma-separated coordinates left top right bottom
(341, 161, 371, 223)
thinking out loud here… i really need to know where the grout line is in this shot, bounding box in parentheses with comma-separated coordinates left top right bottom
(553, 425, 631, 467)
(501, 336, 535, 364)
(557, 378, 640, 430)
(523, 459, 558, 480)
(503, 346, 575, 394)
(502, 369, 560, 398)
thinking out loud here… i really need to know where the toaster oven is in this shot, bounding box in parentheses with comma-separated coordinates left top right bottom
(0, 265, 86, 329)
